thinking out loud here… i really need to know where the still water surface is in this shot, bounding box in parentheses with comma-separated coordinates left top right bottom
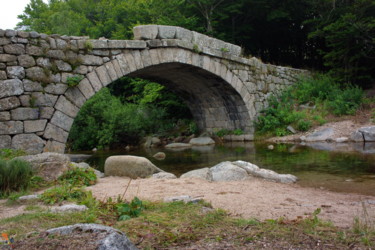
(82, 142, 375, 196)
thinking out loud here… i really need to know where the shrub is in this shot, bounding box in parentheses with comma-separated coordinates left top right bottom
(66, 75, 84, 87)
(0, 148, 26, 160)
(58, 167, 97, 187)
(40, 185, 87, 205)
(297, 119, 312, 131)
(117, 197, 144, 221)
(0, 159, 33, 195)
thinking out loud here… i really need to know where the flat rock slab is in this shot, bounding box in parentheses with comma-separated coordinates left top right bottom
(305, 127, 334, 142)
(358, 126, 375, 141)
(189, 137, 215, 146)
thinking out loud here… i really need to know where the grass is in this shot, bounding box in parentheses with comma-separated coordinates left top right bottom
(0, 198, 373, 249)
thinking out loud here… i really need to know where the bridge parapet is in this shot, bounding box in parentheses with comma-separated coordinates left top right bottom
(0, 26, 307, 154)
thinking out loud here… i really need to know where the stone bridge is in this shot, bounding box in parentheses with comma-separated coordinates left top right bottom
(0, 25, 305, 154)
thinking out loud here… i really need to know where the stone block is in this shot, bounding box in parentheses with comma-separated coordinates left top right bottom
(108, 40, 128, 48)
(79, 55, 103, 66)
(55, 38, 68, 49)
(26, 45, 43, 56)
(55, 96, 79, 118)
(24, 119, 47, 133)
(25, 67, 50, 82)
(12, 134, 45, 154)
(0, 112, 10, 121)
(0, 54, 17, 62)
(64, 87, 86, 108)
(0, 79, 23, 98)
(44, 140, 66, 153)
(44, 83, 68, 95)
(47, 50, 66, 60)
(115, 54, 131, 75)
(175, 27, 193, 42)
(11, 107, 39, 120)
(86, 71, 102, 92)
(31, 92, 58, 107)
(55, 60, 72, 71)
(77, 78, 95, 99)
(0, 71, 6, 80)
(104, 61, 118, 82)
(43, 123, 69, 143)
(18, 54, 36, 67)
(23, 79, 43, 92)
(133, 25, 158, 40)
(158, 26, 176, 39)
(5, 30, 16, 37)
(51, 110, 74, 131)
(0, 121, 23, 134)
(6, 66, 25, 79)
(95, 65, 112, 86)
(124, 40, 147, 49)
(131, 50, 143, 70)
(0, 135, 11, 148)
(91, 40, 108, 49)
(40, 107, 55, 119)
(0, 38, 10, 45)
(0, 96, 20, 111)
(4, 44, 25, 55)
(111, 59, 124, 78)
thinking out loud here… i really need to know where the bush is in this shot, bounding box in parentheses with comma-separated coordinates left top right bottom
(0, 148, 26, 160)
(40, 185, 87, 205)
(0, 159, 33, 195)
(255, 74, 364, 136)
(66, 75, 84, 87)
(58, 167, 97, 187)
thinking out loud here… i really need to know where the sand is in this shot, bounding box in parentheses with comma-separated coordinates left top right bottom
(86, 176, 375, 228)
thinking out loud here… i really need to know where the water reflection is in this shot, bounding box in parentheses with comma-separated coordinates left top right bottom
(81, 142, 375, 195)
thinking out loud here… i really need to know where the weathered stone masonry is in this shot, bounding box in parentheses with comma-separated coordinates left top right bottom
(0, 25, 306, 154)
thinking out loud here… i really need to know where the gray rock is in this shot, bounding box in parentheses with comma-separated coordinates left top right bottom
(335, 137, 348, 143)
(233, 160, 297, 183)
(6, 66, 25, 79)
(189, 137, 215, 146)
(0, 79, 24, 98)
(0, 97, 21, 111)
(51, 204, 88, 213)
(4, 44, 25, 55)
(287, 125, 296, 134)
(0, 135, 11, 148)
(11, 107, 39, 120)
(16, 152, 70, 181)
(153, 152, 166, 160)
(180, 167, 212, 181)
(165, 143, 192, 149)
(24, 120, 47, 133)
(12, 134, 45, 154)
(164, 195, 202, 203)
(18, 54, 36, 67)
(104, 155, 163, 179)
(152, 172, 177, 179)
(350, 130, 364, 142)
(210, 161, 249, 182)
(46, 223, 138, 250)
(158, 26, 176, 39)
(133, 25, 158, 40)
(358, 126, 375, 141)
(305, 128, 334, 142)
(0, 121, 23, 134)
(18, 194, 39, 201)
(0, 111, 10, 121)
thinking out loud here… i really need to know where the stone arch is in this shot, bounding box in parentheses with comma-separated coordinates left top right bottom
(44, 47, 253, 152)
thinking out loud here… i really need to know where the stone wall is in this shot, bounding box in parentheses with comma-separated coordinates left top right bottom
(0, 25, 306, 154)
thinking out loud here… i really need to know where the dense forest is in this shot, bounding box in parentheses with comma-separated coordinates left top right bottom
(16, 0, 375, 149)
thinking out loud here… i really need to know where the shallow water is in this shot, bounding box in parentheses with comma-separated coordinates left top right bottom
(79, 142, 375, 196)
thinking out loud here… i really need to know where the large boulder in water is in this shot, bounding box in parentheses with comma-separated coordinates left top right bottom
(104, 155, 162, 179)
(358, 126, 375, 141)
(15, 152, 70, 181)
(189, 137, 215, 146)
(305, 128, 334, 142)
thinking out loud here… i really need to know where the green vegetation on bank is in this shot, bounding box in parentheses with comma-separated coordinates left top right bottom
(0, 159, 33, 197)
(255, 74, 364, 137)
